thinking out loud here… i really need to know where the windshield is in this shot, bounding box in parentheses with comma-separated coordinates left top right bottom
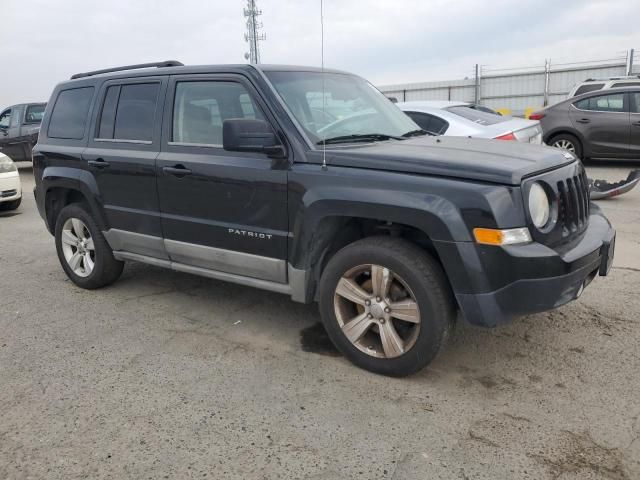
(265, 71, 420, 144)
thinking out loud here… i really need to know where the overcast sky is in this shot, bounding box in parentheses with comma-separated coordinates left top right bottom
(2, 0, 640, 107)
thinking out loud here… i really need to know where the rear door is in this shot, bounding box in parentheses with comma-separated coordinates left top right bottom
(570, 92, 630, 158)
(629, 91, 640, 156)
(83, 77, 168, 259)
(156, 74, 289, 283)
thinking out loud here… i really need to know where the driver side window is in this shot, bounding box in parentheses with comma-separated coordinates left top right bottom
(0, 109, 11, 129)
(172, 81, 265, 146)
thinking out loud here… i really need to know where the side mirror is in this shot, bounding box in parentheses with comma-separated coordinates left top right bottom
(223, 118, 286, 158)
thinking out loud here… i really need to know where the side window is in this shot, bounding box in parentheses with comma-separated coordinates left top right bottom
(97, 83, 160, 142)
(172, 81, 265, 146)
(0, 109, 11, 128)
(612, 82, 640, 88)
(406, 112, 433, 132)
(48, 87, 94, 139)
(574, 93, 625, 112)
(632, 93, 640, 113)
(97, 86, 120, 139)
(429, 116, 449, 134)
(25, 104, 46, 124)
(406, 112, 448, 134)
(573, 83, 604, 96)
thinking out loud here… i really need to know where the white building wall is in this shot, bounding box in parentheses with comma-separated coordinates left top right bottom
(378, 57, 633, 117)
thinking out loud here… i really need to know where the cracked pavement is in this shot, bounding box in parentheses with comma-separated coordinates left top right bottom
(1, 164, 639, 479)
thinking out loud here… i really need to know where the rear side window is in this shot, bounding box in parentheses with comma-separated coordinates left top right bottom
(611, 82, 640, 88)
(25, 104, 46, 124)
(48, 87, 94, 139)
(631, 93, 640, 113)
(97, 83, 160, 142)
(573, 83, 604, 96)
(405, 112, 448, 134)
(445, 106, 505, 125)
(172, 81, 265, 146)
(574, 93, 625, 112)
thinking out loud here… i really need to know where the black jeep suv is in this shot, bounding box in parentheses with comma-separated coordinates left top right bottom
(33, 61, 615, 376)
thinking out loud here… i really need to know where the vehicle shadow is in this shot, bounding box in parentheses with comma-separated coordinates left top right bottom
(0, 211, 21, 218)
(111, 260, 576, 382)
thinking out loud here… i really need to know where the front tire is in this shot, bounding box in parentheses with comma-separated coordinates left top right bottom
(318, 237, 455, 377)
(55, 203, 124, 289)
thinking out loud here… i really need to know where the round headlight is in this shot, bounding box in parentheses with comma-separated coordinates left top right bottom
(528, 182, 550, 229)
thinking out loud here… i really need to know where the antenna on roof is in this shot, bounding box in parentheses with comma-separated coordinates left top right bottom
(320, 0, 327, 171)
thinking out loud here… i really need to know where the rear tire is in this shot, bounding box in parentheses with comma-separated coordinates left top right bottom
(0, 198, 21, 211)
(54, 203, 124, 289)
(549, 133, 583, 159)
(318, 236, 455, 377)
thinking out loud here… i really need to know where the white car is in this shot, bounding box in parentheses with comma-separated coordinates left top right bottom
(0, 152, 22, 211)
(568, 75, 640, 97)
(398, 101, 543, 144)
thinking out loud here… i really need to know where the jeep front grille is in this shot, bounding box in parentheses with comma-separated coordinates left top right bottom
(557, 171, 590, 237)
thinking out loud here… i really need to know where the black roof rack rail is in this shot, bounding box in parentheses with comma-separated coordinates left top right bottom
(70, 60, 184, 80)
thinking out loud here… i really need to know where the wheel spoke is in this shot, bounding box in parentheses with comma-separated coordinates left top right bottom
(389, 299, 420, 324)
(61, 230, 79, 246)
(83, 253, 94, 273)
(336, 278, 370, 305)
(379, 320, 405, 357)
(342, 313, 373, 344)
(71, 218, 85, 239)
(371, 265, 392, 299)
(68, 252, 83, 271)
(85, 237, 95, 251)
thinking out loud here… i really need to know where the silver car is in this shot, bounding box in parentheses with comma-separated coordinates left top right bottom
(398, 101, 543, 144)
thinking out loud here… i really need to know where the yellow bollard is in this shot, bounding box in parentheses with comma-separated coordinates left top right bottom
(524, 107, 537, 119)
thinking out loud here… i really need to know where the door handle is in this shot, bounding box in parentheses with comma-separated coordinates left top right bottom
(87, 158, 110, 169)
(162, 165, 192, 177)
(632, 121, 640, 127)
(575, 118, 590, 124)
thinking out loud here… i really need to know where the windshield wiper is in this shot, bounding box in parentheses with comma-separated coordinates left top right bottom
(316, 133, 403, 145)
(402, 129, 433, 138)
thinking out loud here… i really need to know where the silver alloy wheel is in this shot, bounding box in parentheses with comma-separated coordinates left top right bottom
(333, 264, 421, 359)
(60, 218, 95, 278)
(552, 139, 576, 153)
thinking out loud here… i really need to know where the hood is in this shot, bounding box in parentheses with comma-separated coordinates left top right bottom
(309, 136, 575, 185)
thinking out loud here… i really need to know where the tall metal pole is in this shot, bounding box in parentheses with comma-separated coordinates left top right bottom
(244, 0, 266, 64)
(474, 64, 480, 104)
(543, 59, 551, 106)
(628, 49, 635, 76)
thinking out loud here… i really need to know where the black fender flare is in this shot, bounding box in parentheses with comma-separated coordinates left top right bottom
(41, 166, 108, 232)
(289, 187, 471, 270)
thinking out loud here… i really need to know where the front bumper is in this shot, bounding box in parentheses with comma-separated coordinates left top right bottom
(440, 206, 615, 327)
(0, 171, 22, 203)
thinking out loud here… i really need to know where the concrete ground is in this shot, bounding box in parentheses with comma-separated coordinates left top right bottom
(1, 164, 639, 480)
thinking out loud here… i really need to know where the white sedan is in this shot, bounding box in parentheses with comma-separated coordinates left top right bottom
(0, 152, 22, 211)
(398, 101, 543, 144)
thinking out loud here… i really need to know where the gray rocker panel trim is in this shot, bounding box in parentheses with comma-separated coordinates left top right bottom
(164, 238, 286, 283)
(104, 229, 310, 303)
(111, 251, 311, 301)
